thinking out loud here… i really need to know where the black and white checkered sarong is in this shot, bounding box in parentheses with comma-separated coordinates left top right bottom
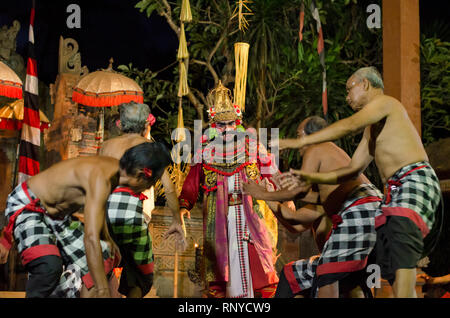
(283, 255, 319, 295)
(316, 183, 382, 278)
(106, 187, 154, 272)
(5, 183, 57, 256)
(47, 216, 113, 298)
(378, 161, 441, 237)
(5, 182, 113, 298)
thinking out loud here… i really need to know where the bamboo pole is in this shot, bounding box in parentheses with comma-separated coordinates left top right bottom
(173, 248, 178, 298)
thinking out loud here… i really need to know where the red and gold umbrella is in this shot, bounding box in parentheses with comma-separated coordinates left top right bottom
(0, 99, 50, 131)
(72, 58, 143, 107)
(71, 58, 144, 143)
(0, 60, 23, 99)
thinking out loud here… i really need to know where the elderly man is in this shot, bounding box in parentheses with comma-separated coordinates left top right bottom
(279, 67, 442, 297)
(245, 116, 382, 298)
(99, 102, 185, 297)
(0, 142, 172, 298)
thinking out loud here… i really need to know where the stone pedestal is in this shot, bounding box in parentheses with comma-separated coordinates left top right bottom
(146, 204, 204, 298)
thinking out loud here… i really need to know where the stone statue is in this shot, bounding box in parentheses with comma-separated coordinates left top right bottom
(0, 20, 24, 78)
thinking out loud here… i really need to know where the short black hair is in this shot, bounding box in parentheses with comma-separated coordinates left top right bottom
(304, 116, 328, 135)
(119, 142, 172, 183)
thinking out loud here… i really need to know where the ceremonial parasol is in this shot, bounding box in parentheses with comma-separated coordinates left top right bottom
(71, 58, 144, 142)
(0, 98, 49, 131)
(0, 60, 23, 99)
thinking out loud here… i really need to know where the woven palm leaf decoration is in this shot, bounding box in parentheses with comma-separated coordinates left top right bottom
(180, 0, 192, 23)
(233, 42, 249, 112)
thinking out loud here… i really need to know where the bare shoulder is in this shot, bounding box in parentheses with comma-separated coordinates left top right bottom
(100, 134, 148, 158)
(371, 94, 401, 110)
(73, 156, 119, 178)
(308, 142, 341, 155)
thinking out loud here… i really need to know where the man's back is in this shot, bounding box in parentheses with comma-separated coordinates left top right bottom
(27, 156, 119, 217)
(305, 142, 369, 215)
(100, 134, 149, 159)
(367, 95, 428, 183)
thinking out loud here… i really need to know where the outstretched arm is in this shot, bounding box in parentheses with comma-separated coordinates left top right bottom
(265, 201, 324, 233)
(291, 128, 373, 184)
(83, 173, 113, 298)
(279, 96, 391, 150)
(161, 169, 187, 251)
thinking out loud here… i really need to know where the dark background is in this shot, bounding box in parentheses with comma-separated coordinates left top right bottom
(0, 0, 449, 85)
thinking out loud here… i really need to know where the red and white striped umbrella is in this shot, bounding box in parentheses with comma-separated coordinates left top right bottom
(0, 60, 23, 99)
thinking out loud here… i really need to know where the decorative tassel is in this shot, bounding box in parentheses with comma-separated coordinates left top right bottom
(174, 100, 186, 143)
(178, 61, 189, 97)
(177, 23, 189, 60)
(232, 0, 252, 32)
(180, 0, 192, 23)
(233, 42, 250, 112)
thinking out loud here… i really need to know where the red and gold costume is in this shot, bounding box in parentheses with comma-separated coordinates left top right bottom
(179, 82, 279, 298)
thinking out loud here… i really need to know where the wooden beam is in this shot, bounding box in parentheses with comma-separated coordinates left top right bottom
(382, 0, 421, 135)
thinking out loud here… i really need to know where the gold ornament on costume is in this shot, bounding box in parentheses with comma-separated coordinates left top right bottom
(245, 163, 260, 180)
(206, 81, 242, 123)
(203, 167, 217, 188)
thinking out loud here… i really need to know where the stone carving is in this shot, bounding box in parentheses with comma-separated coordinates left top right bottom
(0, 20, 25, 79)
(58, 36, 88, 76)
(0, 20, 20, 62)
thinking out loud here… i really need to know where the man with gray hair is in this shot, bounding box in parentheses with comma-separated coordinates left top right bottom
(279, 66, 442, 298)
(99, 101, 186, 297)
(118, 101, 152, 135)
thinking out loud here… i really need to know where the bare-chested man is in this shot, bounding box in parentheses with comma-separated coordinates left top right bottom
(279, 67, 442, 297)
(97, 102, 185, 297)
(99, 101, 186, 249)
(0, 142, 171, 298)
(244, 116, 382, 298)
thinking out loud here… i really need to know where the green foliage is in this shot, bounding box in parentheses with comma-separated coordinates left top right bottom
(420, 37, 450, 146)
(116, 63, 181, 144)
(129, 0, 446, 187)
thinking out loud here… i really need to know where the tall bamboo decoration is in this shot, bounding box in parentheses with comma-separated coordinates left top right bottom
(233, 42, 249, 112)
(172, 0, 193, 298)
(231, 1, 252, 113)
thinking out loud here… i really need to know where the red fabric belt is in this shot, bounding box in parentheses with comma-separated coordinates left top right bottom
(0, 182, 45, 250)
(384, 165, 427, 204)
(325, 196, 382, 242)
(113, 187, 147, 201)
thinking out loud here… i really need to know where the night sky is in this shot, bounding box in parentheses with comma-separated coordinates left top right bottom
(0, 0, 178, 85)
(0, 0, 449, 86)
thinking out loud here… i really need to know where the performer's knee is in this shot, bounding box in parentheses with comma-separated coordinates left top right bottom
(25, 255, 63, 298)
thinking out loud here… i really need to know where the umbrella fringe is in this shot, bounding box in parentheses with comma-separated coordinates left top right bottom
(0, 83, 23, 99)
(72, 90, 144, 107)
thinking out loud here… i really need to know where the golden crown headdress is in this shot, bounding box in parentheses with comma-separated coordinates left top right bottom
(206, 81, 242, 123)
